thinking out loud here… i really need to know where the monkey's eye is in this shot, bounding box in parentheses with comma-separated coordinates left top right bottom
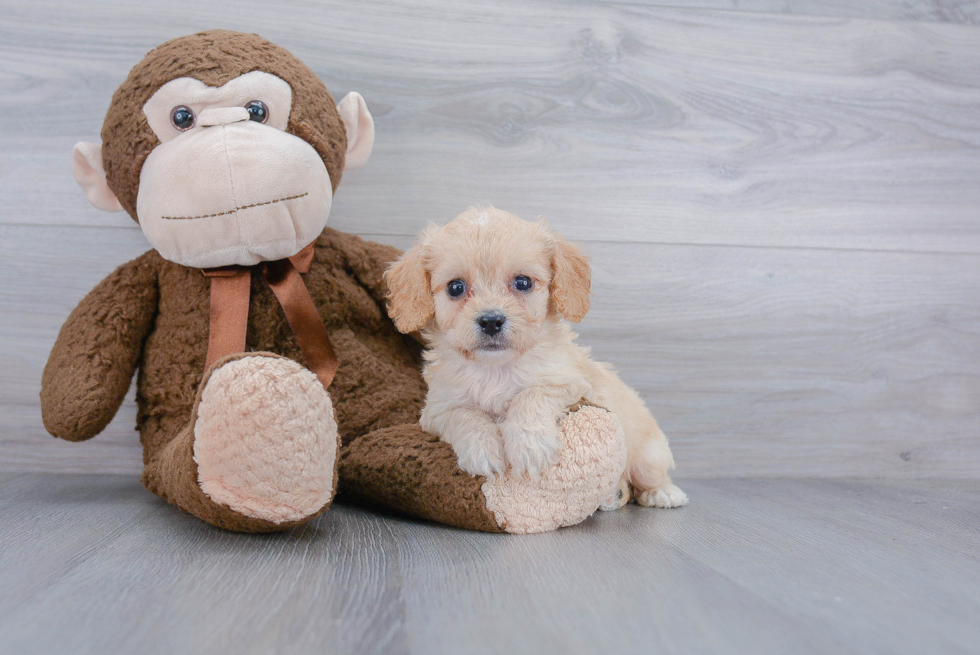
(170, 106, 195, 131)
(245, 100, 269, 124)
(513, 275, 533, 292)
(447, 279, 467, 298)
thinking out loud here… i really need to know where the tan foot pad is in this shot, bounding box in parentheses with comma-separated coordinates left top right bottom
(482, 405, 628, 534)
(193, 354, 339, 524)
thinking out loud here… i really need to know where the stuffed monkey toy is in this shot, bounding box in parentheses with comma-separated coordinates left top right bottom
(41, 30, 626, 534)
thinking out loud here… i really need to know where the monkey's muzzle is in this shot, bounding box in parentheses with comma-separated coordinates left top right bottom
(136, 119, 333, 269)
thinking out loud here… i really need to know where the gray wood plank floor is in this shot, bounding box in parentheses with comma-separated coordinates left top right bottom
(1, 474, 977, 655)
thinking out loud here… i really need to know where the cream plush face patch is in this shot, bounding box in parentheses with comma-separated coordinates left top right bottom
(136, 72, 333, 268)
(142, 72, 294, 140)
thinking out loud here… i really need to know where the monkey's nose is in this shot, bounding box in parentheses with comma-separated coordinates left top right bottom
(198, 107, 250, 127)
(477, 311, 506, 336)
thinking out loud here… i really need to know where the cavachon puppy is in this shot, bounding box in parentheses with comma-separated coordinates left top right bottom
(384, 206, 687, 509)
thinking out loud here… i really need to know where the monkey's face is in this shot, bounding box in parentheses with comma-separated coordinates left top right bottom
(72, 30, 375, 270)
(136, 72, 331, 268)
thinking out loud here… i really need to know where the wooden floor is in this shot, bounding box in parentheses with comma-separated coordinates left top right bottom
(0, 474, 977, 654)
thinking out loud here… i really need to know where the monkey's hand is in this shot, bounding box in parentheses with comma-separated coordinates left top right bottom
(40, 251, 159, 442)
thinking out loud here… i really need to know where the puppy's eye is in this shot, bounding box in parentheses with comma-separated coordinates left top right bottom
(447, 279, 467, 298)
(513, 275, 533, 292)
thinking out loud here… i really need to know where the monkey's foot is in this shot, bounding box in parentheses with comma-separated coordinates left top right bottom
(192, 353, 339, 524)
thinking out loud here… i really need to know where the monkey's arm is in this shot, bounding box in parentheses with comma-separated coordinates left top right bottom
(40, 252, 159, 442)
(341, 232, 402, 308)
(339, 232, 427, 344)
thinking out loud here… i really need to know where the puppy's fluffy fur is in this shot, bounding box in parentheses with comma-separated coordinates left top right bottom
(385, 207, 687, 509)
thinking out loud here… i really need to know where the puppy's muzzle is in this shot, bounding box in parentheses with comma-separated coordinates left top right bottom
(477, 311, 506, 337)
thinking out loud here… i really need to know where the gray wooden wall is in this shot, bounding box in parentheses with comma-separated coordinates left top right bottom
(2, 0, 978, 478)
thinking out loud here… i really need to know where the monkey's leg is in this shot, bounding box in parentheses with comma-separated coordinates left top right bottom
(339, 402, 627, 534)
(142, 352, 339, 533)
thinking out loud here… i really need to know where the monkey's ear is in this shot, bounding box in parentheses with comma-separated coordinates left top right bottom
(336, 92, 375, 170)
(72, 142, 123, 212)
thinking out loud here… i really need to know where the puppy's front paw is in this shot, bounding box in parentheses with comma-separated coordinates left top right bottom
(636, 483, 689, 508)
(448, 425, 505, 478)
(501, 419, 561, 477)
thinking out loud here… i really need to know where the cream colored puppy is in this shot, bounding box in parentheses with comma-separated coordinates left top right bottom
(385, 207, 687, 509)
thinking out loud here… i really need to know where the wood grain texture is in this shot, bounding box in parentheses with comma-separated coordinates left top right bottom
(1, 0, 980, 252)
(1, 474, 977, 654)
(4, 226, 978, 477)
(616, 0, 980, 24)
(1, 0, 978, 479)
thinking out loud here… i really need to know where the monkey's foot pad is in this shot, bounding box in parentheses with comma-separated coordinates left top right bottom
(481, 405, 628, 534)
(192, 354, 339, 524)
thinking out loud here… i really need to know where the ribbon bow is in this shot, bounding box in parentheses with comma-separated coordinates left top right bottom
(203, 242, 338, 389)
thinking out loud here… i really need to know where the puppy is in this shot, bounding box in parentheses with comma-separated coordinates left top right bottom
(385, 206, 687, 509)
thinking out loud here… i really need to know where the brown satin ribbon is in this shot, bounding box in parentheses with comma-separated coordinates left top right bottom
(204, 267, 252, 370)
(202, 243, 338, 390)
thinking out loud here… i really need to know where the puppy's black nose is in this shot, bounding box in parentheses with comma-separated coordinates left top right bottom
(477, 311, 506, 336)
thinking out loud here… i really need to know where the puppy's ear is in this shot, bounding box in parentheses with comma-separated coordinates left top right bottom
(550, 233, 591, 323)
(384, 239, 435, 333)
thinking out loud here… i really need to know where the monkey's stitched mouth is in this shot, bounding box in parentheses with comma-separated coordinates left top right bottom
(161, 192, 309, 220)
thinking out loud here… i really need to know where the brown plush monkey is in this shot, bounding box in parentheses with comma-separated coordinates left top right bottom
(41, 30, 626, 534)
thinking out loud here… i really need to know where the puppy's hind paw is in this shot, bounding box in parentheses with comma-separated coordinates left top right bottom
(636, 483, 689, 508)
(598, 477, 631, 511)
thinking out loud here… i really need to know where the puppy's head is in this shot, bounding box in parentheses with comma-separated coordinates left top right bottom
(385, 206, 591, 358)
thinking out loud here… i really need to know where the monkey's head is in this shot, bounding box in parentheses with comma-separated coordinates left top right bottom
(73, 30, 374, 269)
